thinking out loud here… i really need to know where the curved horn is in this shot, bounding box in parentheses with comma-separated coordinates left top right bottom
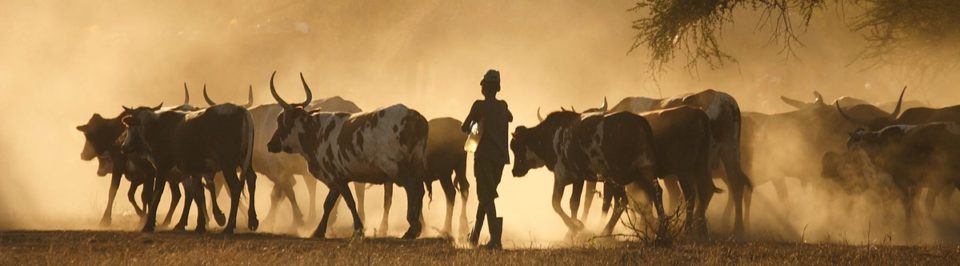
(890, 86, 906, 118)
(242, 85, 254, 108)
(299, 72, 313, 106)
(537, 107, 544, 122)
(836, 100, 868, 125)
(780, 96, 807, 109)
(561, 106, 567, 112)
(270, 71, 292, 109)
(202, 84, 216, 106)
(813, 91, 824, 105)
(182, 82, 190, 105)
(601, 97, 608, 113)
(152, 102, 164, 111)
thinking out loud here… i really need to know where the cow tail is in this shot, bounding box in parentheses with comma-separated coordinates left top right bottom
(701, 113, 724, 194)
(728, 101, 752, 189)
(239, 109, 256, 199)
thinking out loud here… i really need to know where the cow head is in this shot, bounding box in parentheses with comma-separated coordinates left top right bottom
(77, 112, 127, 176)
(120, 103, 164, 160)
(267, 71, 314, 154)
(846, 126, 905, 155)
(510, 126, 545, 177)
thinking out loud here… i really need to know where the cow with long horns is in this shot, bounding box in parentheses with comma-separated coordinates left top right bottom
(120, 95, 258, 233)
(266, 71, 429, 239)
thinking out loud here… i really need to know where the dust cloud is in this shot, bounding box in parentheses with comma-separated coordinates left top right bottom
(1, 0, 959, 246)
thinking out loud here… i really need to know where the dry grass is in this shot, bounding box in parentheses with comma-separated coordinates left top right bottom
(0, 231, 958, 265)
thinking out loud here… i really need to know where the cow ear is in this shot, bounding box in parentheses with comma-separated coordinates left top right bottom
(76, 124, 86, 131)
(93, 113, 104, 120)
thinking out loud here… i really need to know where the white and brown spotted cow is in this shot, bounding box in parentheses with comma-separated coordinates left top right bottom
(266, 72, 429, 239)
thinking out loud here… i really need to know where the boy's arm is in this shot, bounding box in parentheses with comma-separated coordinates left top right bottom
(462, 101, 480, 133)
(505, 102, 513, 123)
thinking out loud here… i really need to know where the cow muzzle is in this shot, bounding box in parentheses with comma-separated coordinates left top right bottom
(267, 140, 282, 153)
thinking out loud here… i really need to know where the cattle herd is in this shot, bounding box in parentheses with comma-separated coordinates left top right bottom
(76, 73, 960, 242)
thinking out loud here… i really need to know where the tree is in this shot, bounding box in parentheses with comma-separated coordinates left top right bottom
(630, 0, 960, 73)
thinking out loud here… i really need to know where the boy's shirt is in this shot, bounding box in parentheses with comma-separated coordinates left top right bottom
(465, 99, 512, 164)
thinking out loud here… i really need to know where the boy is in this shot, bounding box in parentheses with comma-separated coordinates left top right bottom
(462, 69, 512, 249)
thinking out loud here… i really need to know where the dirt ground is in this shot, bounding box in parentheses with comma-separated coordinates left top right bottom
(0, 231, 958, 265)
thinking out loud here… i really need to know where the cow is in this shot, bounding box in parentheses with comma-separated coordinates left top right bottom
(204, 84, 331, 228)
(120, 99, 258, 233)
(602, 89, 750, 235)
(77, 85, 227, 227)
(266, 71, 429, 239)
(846, 122, 960, 234)
(512, 104, 714, 237)
(780, 90, 926, 112)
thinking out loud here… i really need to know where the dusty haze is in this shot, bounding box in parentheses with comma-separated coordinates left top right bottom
(1, 1, 959, 246)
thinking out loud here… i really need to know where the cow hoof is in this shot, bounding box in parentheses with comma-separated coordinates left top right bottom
(141, 225, 155, 233)
(173, 224, 186, 232)
(195, 226, 206, 234)
(401, 229, 421, 240)
(311, 232, 326, 239)
(214, 211, 226, 226)
(248, 217, 260, 231)
(99, 217, 112, 227)
(352, 229, 365, 239)
(223, 226, 235, 234)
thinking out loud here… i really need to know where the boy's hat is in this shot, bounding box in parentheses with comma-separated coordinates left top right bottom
(481, 69, 501, 91)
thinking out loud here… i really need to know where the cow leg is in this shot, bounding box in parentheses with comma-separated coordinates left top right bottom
(663, 176, 683, 215)
(402, 179, 425, 240)
(551, 180, 582, 233)
(142, 171, 166, 233)
(244, 168, 259, 231)
(380, 183, 394, 236)
(189, 175, 208, 233)
(899, 185, 917, 238)
(263, 183, 282, 227)
(454, 160, 470, 236)
(439, 174, 457, 237)
(601, 182, 614, 217)
(160, 180, 182, 227)
(174, 180, 194, 232)
(722, 151, 750, 237)
(580, 181, 597, 223)
(695, 176, 715, 237)
(636, 176, 667, 238)
(569, 180, 584, 222)
(600, 185, 626, 236)
(128, 181, 145, 217)
(140, 174, 155, 225)
(221, 170, 243, 234)
(303, 175, 319, 222)
(313, 187, 340, 239)
(676, 177, 696, 232)
(204, 174, 226, 226)
(333, 181, 364, 237)
(100, 171, 123, 226)
(280, 176, 306, 226)
(353, 182, 366, 226)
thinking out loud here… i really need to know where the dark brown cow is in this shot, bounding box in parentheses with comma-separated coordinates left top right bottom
(77, 86, 225, 227)
(846, 122, 960, 234)
(512, 109, 706, 237)
(121, 101, 258, 234)
(603, 89, 750, 235)
(266, 71, 429, 239)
